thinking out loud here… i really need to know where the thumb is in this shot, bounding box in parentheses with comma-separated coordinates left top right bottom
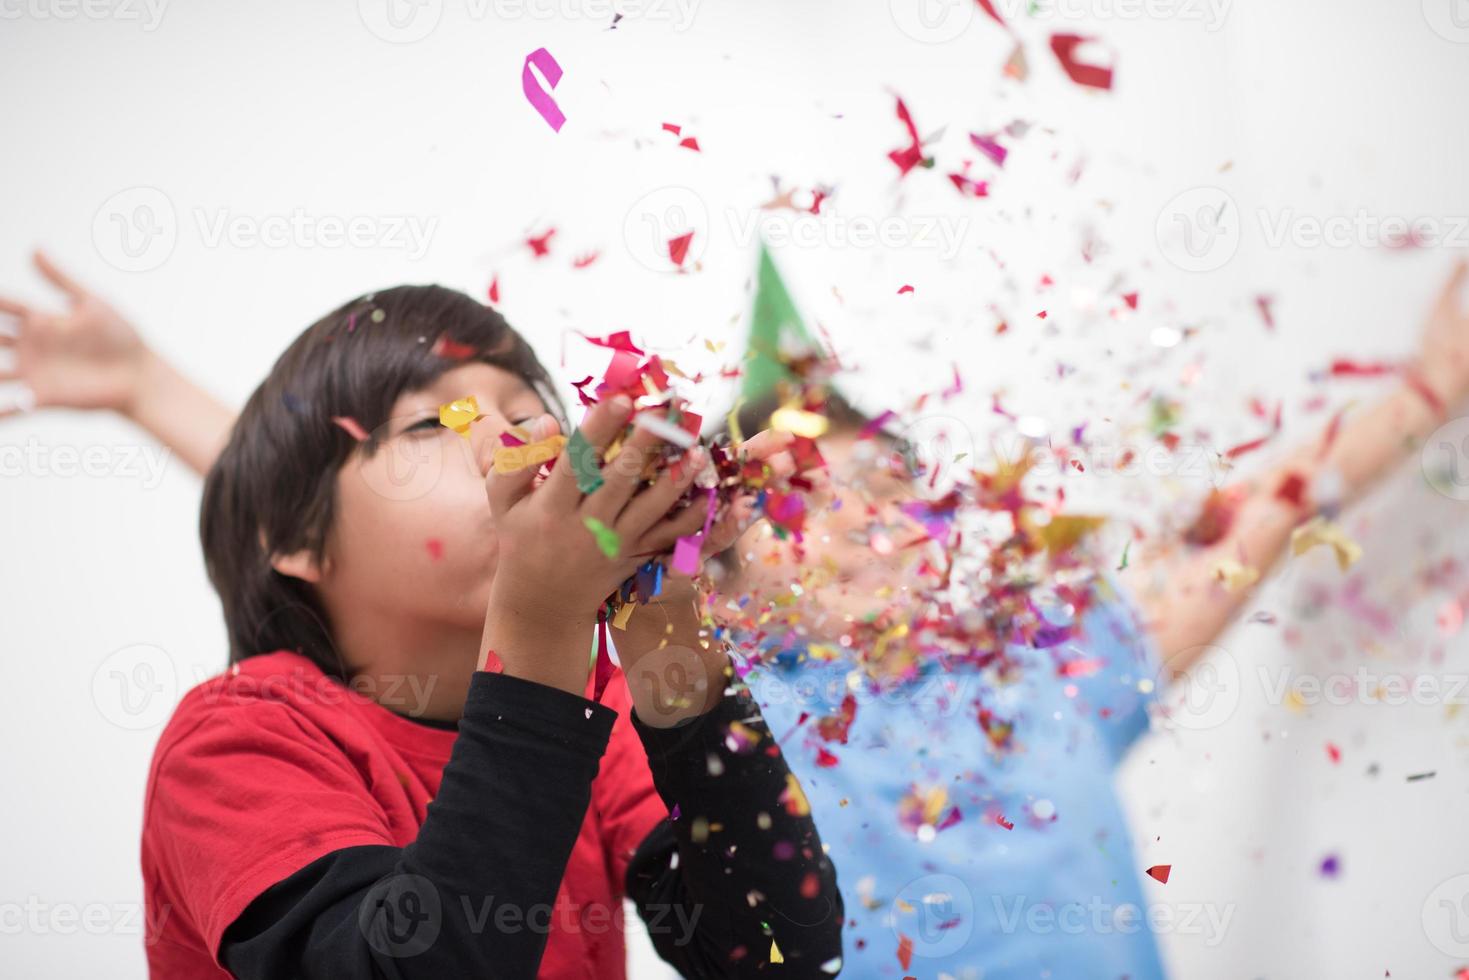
(483, 414, 560, 514)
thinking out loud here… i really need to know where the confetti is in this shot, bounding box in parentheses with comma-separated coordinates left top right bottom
(493, 433, 567, 475)
(332, 416, 370, 442)
(1146, 864, 1172, 884)
(1050, 34, 1114, 90)
(669, 231, 695, 268)
(566, 428, 606, 493)
(522, 47, 566, 132)
(439, 395, 485, 439)
(1290, 516, 1363, 571)
(582, 515, 621, 558)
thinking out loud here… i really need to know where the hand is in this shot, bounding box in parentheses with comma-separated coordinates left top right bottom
(1417, 258, 1469, 407)
(478, 396, 709, 690)
(0, 252, 151, 420)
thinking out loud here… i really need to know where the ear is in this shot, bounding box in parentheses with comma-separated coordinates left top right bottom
(269, 548, 325, 584)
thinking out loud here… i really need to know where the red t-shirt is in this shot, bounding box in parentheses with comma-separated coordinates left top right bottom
(140, 651, 669, 979)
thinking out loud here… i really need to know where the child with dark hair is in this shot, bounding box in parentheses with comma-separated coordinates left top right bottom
(2, 258, 843, 979)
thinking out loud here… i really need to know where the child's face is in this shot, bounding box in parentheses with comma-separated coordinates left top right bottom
(737, 429, 917, 632)
(315, 362, 551, 633)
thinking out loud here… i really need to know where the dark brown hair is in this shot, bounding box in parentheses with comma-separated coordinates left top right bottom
(199, 285, 566, 680)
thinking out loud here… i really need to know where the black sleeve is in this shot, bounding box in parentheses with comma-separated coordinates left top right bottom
(625, 679, 845, 978)
(219, 670, 616, 980)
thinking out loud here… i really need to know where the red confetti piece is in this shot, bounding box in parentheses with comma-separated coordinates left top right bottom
(1275, 471, 1308, 507)
(948, 172, 990, 197)
(996, 814, 1015, 830)
(1329, 358, 1397, 377)
(1122, 291, 1139, 310)
(679, 137, 701, 152)
(487, 276, 501, 304)
(815, 747, 839, 768)
(526, 228, 556, 258)
(976, 0, 1006, 28)
(573, 250, 600, 269)
(1146, 864, 1171, 884)
(1326, 742, 1341, 764)
(581, 330, 645, 356)
(431, 334, 477, 360)
(332, 416, 370, 442)
(425, 538, 445, 561)
(888, 96, 927, 176)
(1256, 294, 1276, 331)
(1050, 34, 1114, 90)
(668, 231, 694, 268)
(897, 284, 915, 295)
(897, 934, 914, 971)
(800, 872, 820, 899)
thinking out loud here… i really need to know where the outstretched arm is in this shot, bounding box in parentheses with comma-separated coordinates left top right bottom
(1128, 260, 1469, 677)
(0, 251, 234, 476)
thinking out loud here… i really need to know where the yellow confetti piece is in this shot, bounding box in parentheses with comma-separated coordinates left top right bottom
(770, 940, 784, 965)
(1290, 516, 1362, 571)
(1211, 558, 1261, 592)
(611, 601, 636, 630)
(439, 395, 485, 439)
(1024, 512, 1108, 555)
(780, 772, 812, 817)
(770, 405, 829, 439)
(492, 434, 566, 475)
(726, 396, 746, 446)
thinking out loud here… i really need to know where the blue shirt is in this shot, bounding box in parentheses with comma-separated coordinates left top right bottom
(743, 583, 1167, 979)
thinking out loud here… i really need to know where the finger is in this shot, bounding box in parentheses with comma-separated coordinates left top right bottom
(702, 494, 759, 554)
(634, 492, 711, 559)
(1437, 257, 1469, 316)
(33, 251, 86, 302)
(483, 413, 558, 516)
(619, 447, 707, 541)
(543, 395, 633, 510)
(737, 427, 795, 461)
(587, 413, 675, 518)
(0, 295, 33, 320)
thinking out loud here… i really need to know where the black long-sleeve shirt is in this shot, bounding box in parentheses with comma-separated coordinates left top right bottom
(217, 670, 843, 979)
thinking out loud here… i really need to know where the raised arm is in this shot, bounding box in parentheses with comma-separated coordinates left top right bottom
(0, 250, 234, 476)
(1128, 259, 1469, 676)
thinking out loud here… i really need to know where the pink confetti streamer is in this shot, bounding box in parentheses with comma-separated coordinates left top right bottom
(522, 47, 566, 132)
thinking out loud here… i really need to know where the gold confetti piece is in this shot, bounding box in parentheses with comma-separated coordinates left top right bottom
(770, 940, 784, 965)
(439, 395, 486, 439)
(492, 434, 567, 474)
(726, 396, 746, 446)
(1290, 516, 1362, 571)
(1211, 558, 1261, 592)
(1022, 512, 1107, 554)
(780, 772, 811, 817)
(611, 601, 636, 630)
(770, 405, 829, 439)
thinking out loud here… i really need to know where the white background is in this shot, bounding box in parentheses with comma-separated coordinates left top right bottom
(2, 0, 1469, 976)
